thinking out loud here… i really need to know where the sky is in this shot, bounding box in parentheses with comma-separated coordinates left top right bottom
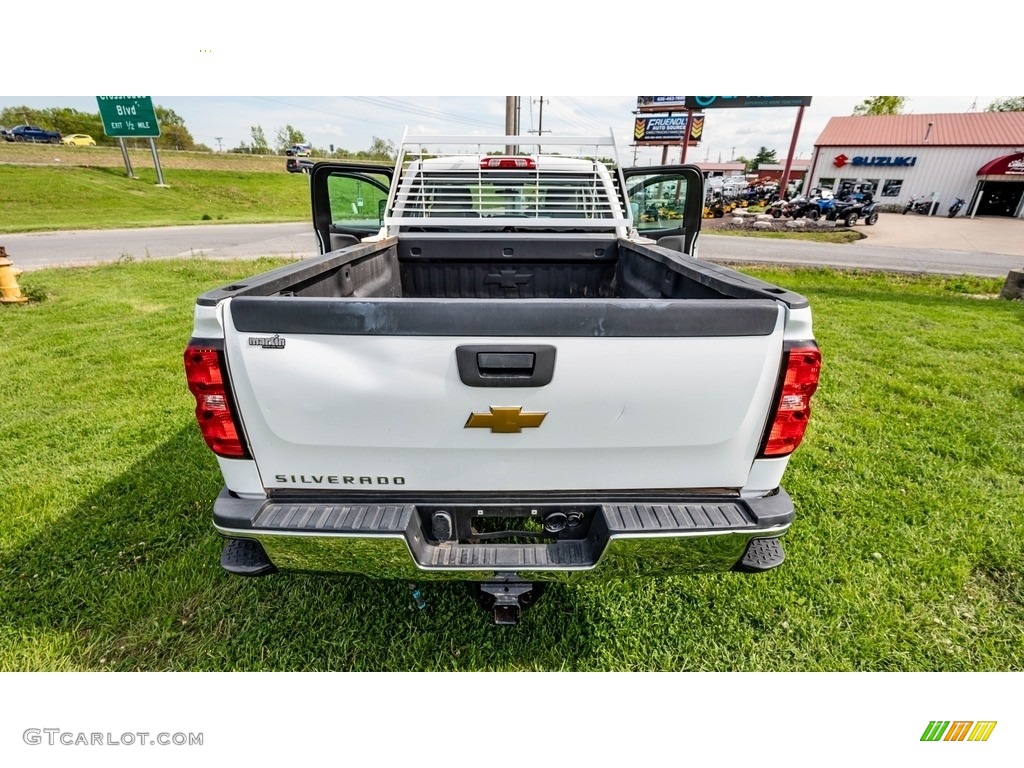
(0, 94, 1007, 166)
(3, 3, 1018, 166)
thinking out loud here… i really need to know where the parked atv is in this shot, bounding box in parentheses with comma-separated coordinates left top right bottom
(828, 192, 879, 226)
(803, 187, 836, 221)
(704, 194, 735, 218)
(767, 199, 789, 218)
(783, 196, 818, 219)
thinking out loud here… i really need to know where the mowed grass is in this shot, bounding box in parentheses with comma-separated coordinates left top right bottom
(0, 260, 1022, 671)
(0, 166, 310, 232)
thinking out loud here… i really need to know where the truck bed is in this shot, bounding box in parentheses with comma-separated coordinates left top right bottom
(197, 235, 808, 308)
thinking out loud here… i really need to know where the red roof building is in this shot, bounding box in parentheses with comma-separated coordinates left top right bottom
(806, 112, 1024, 217)
(816, 112, 1024, 147)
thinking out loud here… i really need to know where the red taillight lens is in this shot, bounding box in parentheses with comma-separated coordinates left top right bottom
(184, 345, 249, 459)
(759, 342, 821, 458)
(480, 156, 536, 169)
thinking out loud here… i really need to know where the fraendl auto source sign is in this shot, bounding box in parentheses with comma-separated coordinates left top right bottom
(96, 96, 161, 138)
(634, 115, 705, 143)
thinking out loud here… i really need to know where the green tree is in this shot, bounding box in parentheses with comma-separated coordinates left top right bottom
(43, 107, 104, 140)
(752, 147, 777, 170)
(734, 155, 751, 173)
(0, 105, 103, 141)
(250, 125, 270, 154)
(153, 106, 197, 151)
(365, 136, 395, 161)
(985, 96, 1024, 112)
(0, 105, 42, 127)
(275, 125, 306, 152)
(852, 96, 908, 116)
(2, 102, 202, 150)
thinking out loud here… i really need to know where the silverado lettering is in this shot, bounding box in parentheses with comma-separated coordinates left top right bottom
(273, 475, 406, 485)
(185, 131, 820, 624)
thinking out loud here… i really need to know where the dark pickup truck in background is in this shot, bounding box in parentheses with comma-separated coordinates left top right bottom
(3, 124, 62, 143)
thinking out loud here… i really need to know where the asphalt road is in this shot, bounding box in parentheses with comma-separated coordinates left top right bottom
(4, 220, 1022, 278)
(5, 223, 317, 272)
(697, 234, 1024, 278)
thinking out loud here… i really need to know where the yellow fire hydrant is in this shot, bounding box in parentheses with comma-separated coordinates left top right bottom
(0, 246, 29, 304)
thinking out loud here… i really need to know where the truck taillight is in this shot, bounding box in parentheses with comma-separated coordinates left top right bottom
(759, 342, 821, 458)
(480, 157, 536, 169)
(184, 345, 250, 459)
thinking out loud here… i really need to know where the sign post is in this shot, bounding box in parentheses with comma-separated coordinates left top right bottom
(116, 138, 135, 179)
(95, 97, 166, 185)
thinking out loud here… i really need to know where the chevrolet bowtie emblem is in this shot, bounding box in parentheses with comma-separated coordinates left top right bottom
(465, 406, 547, 433)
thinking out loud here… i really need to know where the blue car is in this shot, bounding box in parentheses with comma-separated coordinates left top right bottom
(7, 124, 62, 143)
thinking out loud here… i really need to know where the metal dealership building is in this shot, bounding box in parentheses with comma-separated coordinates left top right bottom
(805, 112, 1024, 217)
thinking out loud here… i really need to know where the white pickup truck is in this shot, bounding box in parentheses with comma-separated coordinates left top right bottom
(185, 132, 820, 623)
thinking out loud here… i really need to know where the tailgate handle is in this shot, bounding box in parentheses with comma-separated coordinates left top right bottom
(456, 345, 556, 387)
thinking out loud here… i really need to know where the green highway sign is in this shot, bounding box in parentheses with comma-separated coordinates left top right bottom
(96, 96, 161, 137)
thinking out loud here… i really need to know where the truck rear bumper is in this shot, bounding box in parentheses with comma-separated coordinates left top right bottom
(213, 488, 793, 581)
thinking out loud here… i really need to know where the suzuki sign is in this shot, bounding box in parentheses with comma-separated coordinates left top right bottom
(834, 154, 918, 168)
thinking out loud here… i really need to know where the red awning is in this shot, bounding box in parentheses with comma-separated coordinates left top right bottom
(977, 152, 1024, 176)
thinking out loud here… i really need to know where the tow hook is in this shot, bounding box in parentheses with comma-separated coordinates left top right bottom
(475, 579, 546, 625)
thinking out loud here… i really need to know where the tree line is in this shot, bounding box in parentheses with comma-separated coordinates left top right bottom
(853, 96, 1024, 114)
(1, 104, 201, 150)
(234, 125, 395, 161)
(0, 104, 397, 160)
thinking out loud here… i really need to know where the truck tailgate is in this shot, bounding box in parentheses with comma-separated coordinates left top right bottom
(222, 298, 786, 492)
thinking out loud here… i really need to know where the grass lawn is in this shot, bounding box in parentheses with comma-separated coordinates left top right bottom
(1, 260, 1022, 671)
(708, 227, 864, 244)
(0, 166, 310, 232)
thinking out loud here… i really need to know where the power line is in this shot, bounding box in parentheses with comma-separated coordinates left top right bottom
(561, 97, 618, 132)
(341, 96, 501, 130)
(544, 100, 616, 135)
(253, 96, 496, 131)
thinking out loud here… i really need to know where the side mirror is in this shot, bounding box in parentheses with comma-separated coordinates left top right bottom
(378, 198, 387, 226)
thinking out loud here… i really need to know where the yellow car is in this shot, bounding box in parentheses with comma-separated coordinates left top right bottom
(61, 134, 97, 147)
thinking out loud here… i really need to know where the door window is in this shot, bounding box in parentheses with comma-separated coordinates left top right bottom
(625, 172, 691, 234)
(327, 171, 391, 230)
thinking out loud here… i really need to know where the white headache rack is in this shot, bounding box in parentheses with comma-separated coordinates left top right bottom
(384, 132, 632, 236)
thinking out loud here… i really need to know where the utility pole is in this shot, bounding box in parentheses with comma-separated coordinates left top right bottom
(505, 96, 518, 155)
(529, 97, 550, 142)
(215, 137, 223, 152)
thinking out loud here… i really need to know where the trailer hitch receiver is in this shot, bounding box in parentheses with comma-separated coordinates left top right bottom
(475, 579, 546, 625)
